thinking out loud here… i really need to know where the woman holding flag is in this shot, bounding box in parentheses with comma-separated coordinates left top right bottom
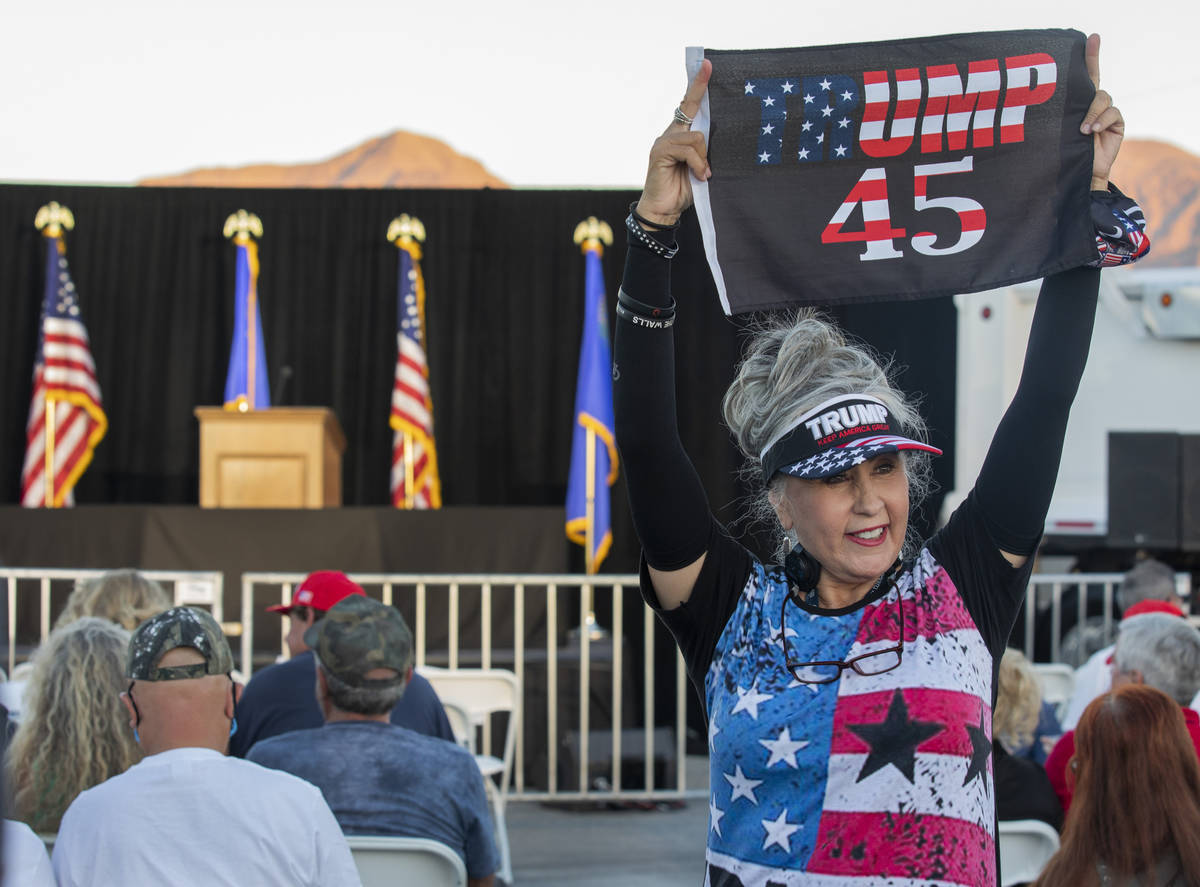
(613, 34, 1145, 885)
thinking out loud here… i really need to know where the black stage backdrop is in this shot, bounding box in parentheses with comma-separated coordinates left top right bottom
(0, 184, 956, 572)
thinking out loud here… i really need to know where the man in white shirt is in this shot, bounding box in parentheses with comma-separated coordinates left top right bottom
(51, 606, 361, 887)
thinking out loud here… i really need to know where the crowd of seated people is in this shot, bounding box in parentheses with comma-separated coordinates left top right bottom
(1061, 559, 1190, 729)
(248, 594, 498, 887)
(1046, 610, 1200, 812)
(3, 560, 1197, 886)
(0, 568, 496, 887)
(3, 570, 173, 844)
(230, 570, 454, 757)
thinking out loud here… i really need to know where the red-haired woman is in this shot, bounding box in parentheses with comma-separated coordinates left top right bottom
(1034, 684, 1200, 886)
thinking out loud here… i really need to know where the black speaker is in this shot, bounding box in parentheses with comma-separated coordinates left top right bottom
(1181, 434, 1200, 552)
(1108, 432, 1180, 549)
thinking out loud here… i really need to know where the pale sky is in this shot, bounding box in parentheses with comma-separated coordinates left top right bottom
(3, 0, 1195, 188)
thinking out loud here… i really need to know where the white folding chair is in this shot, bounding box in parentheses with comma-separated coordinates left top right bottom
(997, 819, 1060, 886)
(421, 667, 520, 886)
(1031, 663, 1075, 721)
(442, 700, 474, 752)
(346, 836, 466, 887)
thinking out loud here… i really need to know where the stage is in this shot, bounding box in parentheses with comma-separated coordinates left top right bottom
(0, 504, 567, 625)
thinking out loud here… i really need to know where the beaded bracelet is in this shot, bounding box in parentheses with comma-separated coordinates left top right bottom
(617, 287, 676, 320)
(625, 213, 679, 260)
(629, 201, 680, 232)
(615, 302, 675, 330)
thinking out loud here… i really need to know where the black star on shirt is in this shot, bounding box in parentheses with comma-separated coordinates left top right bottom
(848, 688, 944, 784)
(963, 707, 992, 792)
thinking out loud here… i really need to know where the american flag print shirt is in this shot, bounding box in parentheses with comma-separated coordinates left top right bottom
(693, 514, 1017, 887)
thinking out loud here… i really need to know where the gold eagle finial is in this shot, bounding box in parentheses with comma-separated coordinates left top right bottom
(387, 214, 427, 246)
(34, 202, 75, 238)
(223, 210, 263, 243)
(573, 217, 613, 254)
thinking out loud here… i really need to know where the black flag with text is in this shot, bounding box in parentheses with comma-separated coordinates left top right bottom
(688, 29, 1096, 314)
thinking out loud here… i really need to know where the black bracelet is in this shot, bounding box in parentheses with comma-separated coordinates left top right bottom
(615, 302, 675, 329)
(625, 214, 679, 260)
(629, 201, 680, 232)
(617, 287, 676, 320)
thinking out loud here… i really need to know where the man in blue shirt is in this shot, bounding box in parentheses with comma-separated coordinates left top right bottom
(230, 571, 453, 757)
(248, 595, 498, 887)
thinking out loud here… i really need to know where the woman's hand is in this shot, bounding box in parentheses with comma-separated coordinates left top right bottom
(1081, 33, 1123, 191)
(634, 59, 713, 228)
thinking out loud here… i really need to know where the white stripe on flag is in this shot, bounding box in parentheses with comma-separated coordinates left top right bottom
(43, 340, 97, 370)
(834, 629, 991, 700)
(396, 361, 428, 392)
(42, 367, 102, 401)
(821, 752, 992, 827)
(391, 392, 431, 428)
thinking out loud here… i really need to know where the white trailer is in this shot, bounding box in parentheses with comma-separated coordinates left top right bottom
(944, 267, 1200, 568)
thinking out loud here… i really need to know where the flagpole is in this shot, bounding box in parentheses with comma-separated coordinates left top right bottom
(31, 208, 79, 510)
(569, 215, 615, 644)
(388, 214, 441, 511)
(404, 432, 415, 509)
(585, 427, 596, 575)
(44, 394, 57, 508)
(223, 210, 264, 412)
(247, 249, 257, 410)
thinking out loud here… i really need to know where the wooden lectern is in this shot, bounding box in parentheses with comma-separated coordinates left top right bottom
(194, 407, 346, 508)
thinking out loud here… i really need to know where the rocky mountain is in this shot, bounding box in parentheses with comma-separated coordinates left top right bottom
(138, 130, 508, 189)
(1112, 139, 1200, 267)
(136, 133, 1200, 268)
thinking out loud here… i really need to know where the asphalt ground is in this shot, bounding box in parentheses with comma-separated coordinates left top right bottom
(506, 794, 708, 887)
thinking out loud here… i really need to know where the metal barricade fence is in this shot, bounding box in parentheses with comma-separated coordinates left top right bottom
(242, 571, 696, 803)
(0, 567, 226, 677)
(4, 566, 1193, 800)
(1015, 572, 1191, 666)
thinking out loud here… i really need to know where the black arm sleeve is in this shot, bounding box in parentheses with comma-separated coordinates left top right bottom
(973, 266, 1100, 554)
(612, 235, 712, 571)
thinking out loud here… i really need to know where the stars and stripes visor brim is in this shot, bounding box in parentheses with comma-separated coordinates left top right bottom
(774, 436, 943, 480)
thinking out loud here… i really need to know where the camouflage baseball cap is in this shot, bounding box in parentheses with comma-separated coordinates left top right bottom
(127, 606, 235, 681)
(306, 596, 412, 688)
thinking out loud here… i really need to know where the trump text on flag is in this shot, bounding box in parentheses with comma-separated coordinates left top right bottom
(694, 30, 1095, 312)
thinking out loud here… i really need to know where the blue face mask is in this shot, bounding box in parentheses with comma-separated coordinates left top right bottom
(127, 681, 142, 745)
(229, 717, 238, 737)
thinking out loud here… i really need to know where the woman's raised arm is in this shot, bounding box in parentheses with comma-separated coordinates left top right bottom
(613, 60, 715, 609)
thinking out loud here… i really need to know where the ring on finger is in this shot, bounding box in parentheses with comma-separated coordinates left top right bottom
(673, 106, 694, 127)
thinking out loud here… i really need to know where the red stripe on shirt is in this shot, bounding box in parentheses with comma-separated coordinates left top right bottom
(857, 567, 978, 643)
(808, 810, 994, 884)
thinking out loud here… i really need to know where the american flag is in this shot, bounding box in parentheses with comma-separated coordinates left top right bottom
(20, 234, 107, 507)
(389, 238, 442, 509)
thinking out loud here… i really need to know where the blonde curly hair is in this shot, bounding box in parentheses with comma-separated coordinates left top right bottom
(994, 648, 1044, 754)
(54, 569, 171, 632)
(5, 618, 142, 831)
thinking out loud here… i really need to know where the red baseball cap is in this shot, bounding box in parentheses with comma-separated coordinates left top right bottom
(266, 571, 365, 615)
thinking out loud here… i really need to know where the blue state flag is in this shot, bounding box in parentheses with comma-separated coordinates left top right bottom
(223, 237, 270, 410)
(566, 241, 618, 573)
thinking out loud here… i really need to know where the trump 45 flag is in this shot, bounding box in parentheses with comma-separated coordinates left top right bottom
(688, 29, 1097, 314)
